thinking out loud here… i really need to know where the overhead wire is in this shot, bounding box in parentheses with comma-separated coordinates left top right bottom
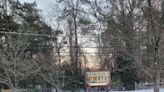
(0, 30, 146, 55)
(0, 31, 147, 39)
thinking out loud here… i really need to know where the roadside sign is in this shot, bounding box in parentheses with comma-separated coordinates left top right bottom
(85, 71, 110, 86)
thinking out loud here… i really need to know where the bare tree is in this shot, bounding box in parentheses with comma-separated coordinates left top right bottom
(0, 33, 40, 92)
(36, 52, 59, 92)
(84, 0, 164, 92)
(143, 0, 164, 92)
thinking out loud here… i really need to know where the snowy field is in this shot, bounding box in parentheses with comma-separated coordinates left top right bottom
(57, 88, 164, 92)
(110, 88, 164, 92)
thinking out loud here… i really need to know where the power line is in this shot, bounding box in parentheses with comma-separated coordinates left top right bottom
(19, 44, 127, 49)
(0, 41, 134, 48)
(0, 31, 51, 37)
(26, 46, 114, 53)
(41, 51, 113, 55)
(0, 31, 147, 39)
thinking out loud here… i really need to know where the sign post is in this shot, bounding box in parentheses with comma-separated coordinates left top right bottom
(85, 71, 110, 92)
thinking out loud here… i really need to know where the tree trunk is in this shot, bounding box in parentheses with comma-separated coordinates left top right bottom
(10, 83, 18, 92)
(53, 86, 58, 92)
(11, 87, 18, 92)
(154, 70, 160, 92)
(71, 89, 75, 92)
(68, 19, 74, 67)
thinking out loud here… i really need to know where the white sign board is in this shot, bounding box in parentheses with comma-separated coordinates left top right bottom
(85, 71, 110, 86)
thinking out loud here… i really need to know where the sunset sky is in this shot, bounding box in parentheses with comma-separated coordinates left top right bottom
(21, 0, 101, 68)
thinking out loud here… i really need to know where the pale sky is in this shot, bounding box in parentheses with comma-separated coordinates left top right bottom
(21, 0, 55, 16)
(20, 0, 105, 67)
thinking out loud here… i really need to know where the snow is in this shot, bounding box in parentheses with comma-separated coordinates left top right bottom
(110, 88, 164, 92)
(56, 88, 164, 92)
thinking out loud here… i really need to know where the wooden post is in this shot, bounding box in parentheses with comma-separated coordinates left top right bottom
(105, 84, 109, 92)
(86, 85, 91, 92)
(85, 84, 87, 92)
(88, 86, 91, 92)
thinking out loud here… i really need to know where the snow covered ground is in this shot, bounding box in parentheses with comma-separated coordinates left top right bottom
(111, 88, 164, 92)
(56, 88, 164, 92)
